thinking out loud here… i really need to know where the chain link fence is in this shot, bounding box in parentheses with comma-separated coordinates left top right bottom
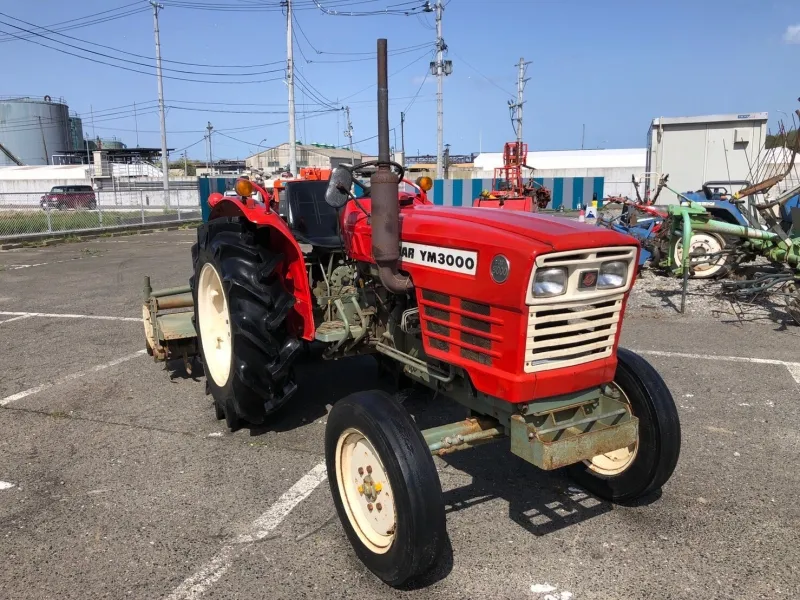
(0, 186, 201, 240)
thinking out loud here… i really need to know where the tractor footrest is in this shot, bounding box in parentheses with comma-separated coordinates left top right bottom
(509, 391, 638, 471)
(314, 320, 364, 343)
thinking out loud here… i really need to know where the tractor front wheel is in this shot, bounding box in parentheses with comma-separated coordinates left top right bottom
(567, 348, 681, 503)
(672, 232, 732, 279)
(192, 217, 302, 429)
(326, 390, 445, 587)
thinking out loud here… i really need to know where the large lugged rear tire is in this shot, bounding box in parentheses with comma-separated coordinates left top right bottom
(326, 390, 446, 587)
(566, 348, 681, 502)
(191, 217, 302, 428)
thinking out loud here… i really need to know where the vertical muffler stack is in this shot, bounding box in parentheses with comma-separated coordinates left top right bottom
(371, 39, 413, 294)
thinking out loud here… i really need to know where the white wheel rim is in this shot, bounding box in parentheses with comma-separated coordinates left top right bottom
(673, 233, 725, 277)
(197, 262, 232, 387)
(335, 428, 396, 554)
(142, 304, 156, 351)
(585, 384, 639, 476)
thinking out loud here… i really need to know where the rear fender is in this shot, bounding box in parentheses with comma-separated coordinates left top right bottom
(209, 194, 315, 341)
(706, 202, 749, 227)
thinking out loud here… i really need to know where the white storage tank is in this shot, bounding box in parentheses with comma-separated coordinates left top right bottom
(0, 95, 71, 166)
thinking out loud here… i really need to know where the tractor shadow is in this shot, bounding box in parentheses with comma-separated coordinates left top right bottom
(401, 392, 627, 538)
(247, 349, 390, 435)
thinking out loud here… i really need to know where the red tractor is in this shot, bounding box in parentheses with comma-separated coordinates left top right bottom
(473, 141, 552, 211)
(143, 40, 679, 587)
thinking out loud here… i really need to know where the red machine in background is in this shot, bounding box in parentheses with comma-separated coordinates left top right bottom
(473, 142, 552, 211)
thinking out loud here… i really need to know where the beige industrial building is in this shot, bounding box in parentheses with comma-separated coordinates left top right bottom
(246, 143, 365, 173)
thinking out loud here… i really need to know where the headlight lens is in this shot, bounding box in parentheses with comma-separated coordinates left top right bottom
(533, 267, 567, 297)
(598, 260, 628, 289)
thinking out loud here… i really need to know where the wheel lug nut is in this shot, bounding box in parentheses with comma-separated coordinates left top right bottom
(376, 503, 382, 511)
(358, 467, 364, 476)
(366, 465, 372, 474)
(367, 503, 374, 512)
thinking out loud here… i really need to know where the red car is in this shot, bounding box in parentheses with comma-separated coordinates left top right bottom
(40, 185, 97, 210)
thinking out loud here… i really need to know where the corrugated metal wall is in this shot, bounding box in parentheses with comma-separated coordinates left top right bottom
(429, 177, 604, 209)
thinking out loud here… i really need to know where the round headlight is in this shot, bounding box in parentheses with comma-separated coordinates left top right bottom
(598, 260, 628, 289)
(533, 267, 567, 297)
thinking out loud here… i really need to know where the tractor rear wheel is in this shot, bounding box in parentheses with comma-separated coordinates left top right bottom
(191, 217, 302, 429)
(326, 390, 446, 587)
(566, 348, 681, 503)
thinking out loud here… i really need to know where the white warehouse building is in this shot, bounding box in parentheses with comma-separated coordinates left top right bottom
(473, 148, 647, 200)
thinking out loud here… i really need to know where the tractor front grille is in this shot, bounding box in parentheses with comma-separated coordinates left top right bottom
(523, 246, 636, 374)
(524, 294, 623, 373)
(420, 291, 501, 367)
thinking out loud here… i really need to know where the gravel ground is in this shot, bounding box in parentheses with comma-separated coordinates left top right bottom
(627, 267, 796, 326)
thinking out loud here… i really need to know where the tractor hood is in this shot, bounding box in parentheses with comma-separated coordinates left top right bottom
(408, 205, 635, 252)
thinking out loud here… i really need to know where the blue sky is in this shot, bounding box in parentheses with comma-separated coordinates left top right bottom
(2, 0, 798, 161)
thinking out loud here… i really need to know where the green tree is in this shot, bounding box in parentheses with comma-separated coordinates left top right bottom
(169, 160, 197, 175)
(766, 130, 798, 150)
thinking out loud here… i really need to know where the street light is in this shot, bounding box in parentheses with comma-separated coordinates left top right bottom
(256, 138, 268, 169)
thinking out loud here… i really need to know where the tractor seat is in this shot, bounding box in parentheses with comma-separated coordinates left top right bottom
(280, 180, 344, 249)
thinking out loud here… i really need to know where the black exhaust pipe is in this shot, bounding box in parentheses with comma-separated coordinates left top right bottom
(371, 38, 413, 294)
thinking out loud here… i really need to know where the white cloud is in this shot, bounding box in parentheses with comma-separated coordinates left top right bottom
(784, 24, 800, 44)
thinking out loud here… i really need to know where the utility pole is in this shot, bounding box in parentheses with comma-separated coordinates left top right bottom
(286, 0, 297, 175)
(431, 1, 450, 179)
(508, 57, 531, 153)
(206, 121, 213, 175)
(183, 150, 188, 176)
(515, 58, 530, 146)
(344, 106, 354, 155)
(400, 111, 405, 162)
(150, 1, 170, 207)
(133, 101, 139, 147)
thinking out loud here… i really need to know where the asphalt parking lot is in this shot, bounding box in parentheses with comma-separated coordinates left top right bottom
(1, 228, 799, 600)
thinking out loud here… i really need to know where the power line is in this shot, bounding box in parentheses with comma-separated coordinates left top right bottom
(403, 68, 429, 114)
(0, 11, 285, 69)
(159, 0, 415, 12)
(0, 16, 286, 77)
(338, 47, 435, 101)
(292, 12, 430, 58)
(309, 0, 430, 17)
(294, 70, 340, 110)
(449, 49, 515, 96)
(0, 25, 286, 84)
(0, 4, 149, 44)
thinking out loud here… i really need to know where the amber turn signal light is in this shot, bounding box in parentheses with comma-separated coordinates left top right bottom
(235, 178, 253, 198)
(416, 176, 433, 192)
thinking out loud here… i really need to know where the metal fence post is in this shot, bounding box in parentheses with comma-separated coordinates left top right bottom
(176, 190, 182, 222)
(140, 190, 145, 225)
(97, 191, 103, 227)
(46, 201, 53, 233)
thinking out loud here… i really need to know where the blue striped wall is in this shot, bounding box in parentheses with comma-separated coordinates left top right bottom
(429, 177, 604, 209)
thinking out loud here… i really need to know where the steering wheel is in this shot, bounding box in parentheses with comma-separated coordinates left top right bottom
(354, 160, 405, 182)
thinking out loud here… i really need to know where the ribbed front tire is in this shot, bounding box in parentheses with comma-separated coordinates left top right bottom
(191, 217, 302, 428)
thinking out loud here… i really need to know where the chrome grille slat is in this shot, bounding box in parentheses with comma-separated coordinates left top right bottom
(524, 282, 626, 373)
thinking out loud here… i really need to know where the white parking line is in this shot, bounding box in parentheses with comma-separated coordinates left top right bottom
(0, 314, 34, 324)
(164, 462, 328, 600)
(0, 311, 140, 323)
(0, 350, 147, 406)
(0, 481, 15, 490)
(635, 349, 800, 384)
